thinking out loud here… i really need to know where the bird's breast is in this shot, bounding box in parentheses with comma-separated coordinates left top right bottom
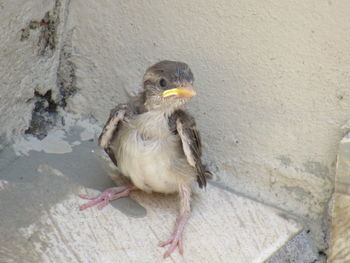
(111, 112, 192, 194)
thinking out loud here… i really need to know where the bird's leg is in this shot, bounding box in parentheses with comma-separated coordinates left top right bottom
(78, 185, 137, 211)
(159, 184, 191, 258)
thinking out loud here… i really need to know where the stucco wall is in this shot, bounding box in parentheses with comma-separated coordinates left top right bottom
(0, 0, 56, 141)
(1, 0, 350, 251)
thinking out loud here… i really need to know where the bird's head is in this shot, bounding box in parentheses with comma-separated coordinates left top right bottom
(142, 60, 195, 114)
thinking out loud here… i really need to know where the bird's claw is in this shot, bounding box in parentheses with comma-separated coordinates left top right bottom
(78, 186, 135, 211)
(79, 193, 106, 210)
(158, 210, 190, 258)
(159, 234, 184, 258)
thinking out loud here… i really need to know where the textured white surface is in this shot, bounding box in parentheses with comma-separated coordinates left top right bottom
(0, 0, 60, 139)
(0, 117, 301, 262)
(19, 185, 300, 263)
(0, 120, 301, 263)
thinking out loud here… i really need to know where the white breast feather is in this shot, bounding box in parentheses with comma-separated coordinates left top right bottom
(112, 111, 195, 194)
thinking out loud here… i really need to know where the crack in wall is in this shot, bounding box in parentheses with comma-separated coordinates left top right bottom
(23, 0, 76, 139)
(56, 29, 77, 107)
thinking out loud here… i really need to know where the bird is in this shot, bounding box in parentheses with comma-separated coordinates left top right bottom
(79, 60, 208, 258)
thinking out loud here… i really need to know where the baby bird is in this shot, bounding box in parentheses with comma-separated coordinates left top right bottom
(79, 60, 208, 258)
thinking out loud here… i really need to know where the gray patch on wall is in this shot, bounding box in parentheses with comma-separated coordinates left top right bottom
(283, 185, 312, 202)
(277, 155, 292, 167)
(303, 161, 330, 179)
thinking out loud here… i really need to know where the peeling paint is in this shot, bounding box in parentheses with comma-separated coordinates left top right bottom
(13, 130, 73, 155)
(25, 90, 61, 139)
(23, 1, 77, 140)
(20, 0, 61, 57)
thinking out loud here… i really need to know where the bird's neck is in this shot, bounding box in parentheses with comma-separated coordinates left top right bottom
(145, 99, 188, 118)
(133, 110, 173, 140)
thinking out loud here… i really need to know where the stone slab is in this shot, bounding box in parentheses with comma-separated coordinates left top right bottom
(0, 115, 301, 263)
(329, 133, 350, 262)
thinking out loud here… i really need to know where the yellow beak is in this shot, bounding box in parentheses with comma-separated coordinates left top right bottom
(162, 86, 196, 98)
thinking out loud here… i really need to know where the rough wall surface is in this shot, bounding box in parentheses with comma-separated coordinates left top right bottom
(1, 0, 350, 256)
(0, 0, 73, 142)
(0, 0, 55, 142)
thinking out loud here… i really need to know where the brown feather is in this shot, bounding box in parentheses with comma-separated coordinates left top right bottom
(98, 104, 132, 167)
(169, 110, 207, 188)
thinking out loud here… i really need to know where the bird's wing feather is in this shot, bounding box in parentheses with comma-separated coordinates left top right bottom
(98, 104, 132, 167)
(171, 110, 207, 188)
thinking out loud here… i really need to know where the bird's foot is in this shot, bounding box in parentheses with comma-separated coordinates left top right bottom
(78, 185, 137, 211)
(158, 211, 190, 258)
(159, 234, 184, 258)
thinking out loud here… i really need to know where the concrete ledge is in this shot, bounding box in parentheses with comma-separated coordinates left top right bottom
(0, 116, 300, 263)
(329, 132, 350, 262)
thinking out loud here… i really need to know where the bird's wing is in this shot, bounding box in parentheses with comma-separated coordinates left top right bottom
(172, 110, 207, 188)
(98, 104, 132, 167)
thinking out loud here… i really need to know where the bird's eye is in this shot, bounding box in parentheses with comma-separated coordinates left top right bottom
(159, 78, 167, 88)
